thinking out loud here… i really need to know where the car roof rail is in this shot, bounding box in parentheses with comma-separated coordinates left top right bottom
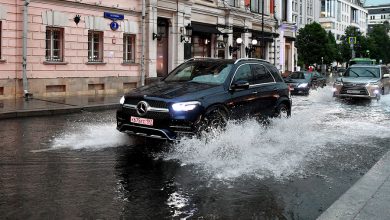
(234, 58, 269, 64)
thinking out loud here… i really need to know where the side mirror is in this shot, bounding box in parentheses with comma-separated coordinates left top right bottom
(383, 73, 390, 78)
(231, 80, 250, 91)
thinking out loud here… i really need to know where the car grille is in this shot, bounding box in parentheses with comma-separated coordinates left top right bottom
(340, 85, 368, 95)
(124, 108, 170, 120)
(125, 98, 168, 109)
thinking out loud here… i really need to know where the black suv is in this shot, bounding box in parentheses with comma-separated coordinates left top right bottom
(116, 58, 292, 140)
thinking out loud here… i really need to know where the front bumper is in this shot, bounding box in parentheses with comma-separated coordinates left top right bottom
(116, 108, 199, 141)
(333, 84, 380, 99)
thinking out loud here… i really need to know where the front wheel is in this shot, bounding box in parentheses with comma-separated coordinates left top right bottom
(274, 103, 290, 118)
(196, 108, 227, 134)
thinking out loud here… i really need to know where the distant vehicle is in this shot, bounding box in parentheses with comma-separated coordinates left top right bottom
(116, 58, 292, 141)
(284, 71, 326, 95)
(349, 58, 376, 66)
(333, 64, 390, 100)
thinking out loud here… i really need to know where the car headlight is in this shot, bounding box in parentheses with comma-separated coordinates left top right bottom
(298, 83, 308, 88)
(119, 96, 125, 105)
(334, 81, 343, 86)
(366, 81, 379, 86)
(172, 101, 201, 111)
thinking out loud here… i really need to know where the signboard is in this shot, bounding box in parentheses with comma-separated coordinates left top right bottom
(104, 12, 124, 21)
(348, 37, 356, 44)
(110, 21, 119, 31)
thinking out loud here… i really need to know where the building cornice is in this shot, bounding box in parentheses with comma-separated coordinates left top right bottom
(30, 0, 141, 15)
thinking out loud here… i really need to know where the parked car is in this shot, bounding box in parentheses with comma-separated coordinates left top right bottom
(284, 71, 326, 95)
(116, 58, 292, 141)
(333, 64, 390, 100)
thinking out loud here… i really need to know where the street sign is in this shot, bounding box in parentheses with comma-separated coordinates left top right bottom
(348, 37, 356, 44)
(104, 12, 124, 21)
(110, 21, 119, 31)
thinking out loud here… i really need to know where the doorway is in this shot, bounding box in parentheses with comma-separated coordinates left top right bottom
(156, 18, 169, 77)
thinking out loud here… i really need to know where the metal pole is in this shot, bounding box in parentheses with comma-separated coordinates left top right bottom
(22, 0, 30, 98)
(261, 0, 265, 59)
(140, 0, 146, 86)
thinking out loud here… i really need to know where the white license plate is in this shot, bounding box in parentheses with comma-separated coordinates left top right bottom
(130, 116, 154, 126)
(347, 90, 360, 94)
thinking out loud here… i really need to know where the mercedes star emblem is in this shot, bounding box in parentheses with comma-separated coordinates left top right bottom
(136, 101, 150, 116)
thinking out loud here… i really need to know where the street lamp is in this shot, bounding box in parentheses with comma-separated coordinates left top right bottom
(321, 57, 324, 75)
(245, 39, 258, 57)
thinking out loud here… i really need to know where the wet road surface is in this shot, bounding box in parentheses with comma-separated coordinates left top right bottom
(1, 86, 390, 219)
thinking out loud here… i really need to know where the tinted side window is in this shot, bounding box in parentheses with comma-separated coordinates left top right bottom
(251, 64, 274, 84)
(232, 64, 253, 84)
(265, 64, 283, 82)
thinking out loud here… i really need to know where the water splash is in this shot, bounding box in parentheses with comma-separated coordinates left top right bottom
(51, 123, 130, 150)
(163, 86, 390, 180)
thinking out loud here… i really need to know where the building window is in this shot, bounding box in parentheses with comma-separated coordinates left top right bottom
(251, 0, 265, 14)
(45, 27, 64, 62)
(123, 34, 135, 63)
(88, 31, 103, 62)
(228, 0, 239, 7)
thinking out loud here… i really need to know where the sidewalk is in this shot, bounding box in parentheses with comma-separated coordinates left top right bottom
(0, 94, 121, 119)
(318, 149, 390, 220)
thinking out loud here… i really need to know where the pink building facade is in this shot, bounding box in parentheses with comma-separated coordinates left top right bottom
(0, 0, 141, 99)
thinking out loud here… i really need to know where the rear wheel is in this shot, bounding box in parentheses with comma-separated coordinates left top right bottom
(274, 103, 290, 118)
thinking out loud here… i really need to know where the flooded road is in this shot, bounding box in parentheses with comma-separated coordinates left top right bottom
(1, 86, 390, 219)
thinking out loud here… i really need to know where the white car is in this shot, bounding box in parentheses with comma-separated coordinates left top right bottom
(333, 65, 390, 100)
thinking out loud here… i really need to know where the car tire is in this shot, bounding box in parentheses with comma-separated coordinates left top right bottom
(274, 103, 290, 118)
(376, 94, 381, 101)
(197, 107, 227, 134)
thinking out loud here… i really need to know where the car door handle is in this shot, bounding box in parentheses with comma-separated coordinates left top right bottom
(252, 91, 258, 94)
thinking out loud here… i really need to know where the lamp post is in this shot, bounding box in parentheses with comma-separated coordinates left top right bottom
(321, 56, 324, 75)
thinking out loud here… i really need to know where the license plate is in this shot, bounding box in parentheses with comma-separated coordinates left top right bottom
(347, 90, 360, 94)
(130, 116, 153, 126)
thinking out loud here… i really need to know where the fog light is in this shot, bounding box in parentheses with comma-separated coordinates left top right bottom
(374, 89, 380, 94)
(332, 88, 337, 92)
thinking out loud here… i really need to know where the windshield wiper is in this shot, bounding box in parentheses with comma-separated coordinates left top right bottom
(365, 70, 378, 77)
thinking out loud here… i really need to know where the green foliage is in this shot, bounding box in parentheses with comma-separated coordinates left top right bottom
(367, 24, 390, 64)
(339, 26, 370, 63)
(296, 22, 338, 66)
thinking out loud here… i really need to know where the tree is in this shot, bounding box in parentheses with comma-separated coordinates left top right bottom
(339, 26, 370, 63)
(367, 24, 390, 64)
(296, 22, 337, 67)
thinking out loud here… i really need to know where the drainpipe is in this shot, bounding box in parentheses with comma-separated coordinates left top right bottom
(140, 0, 145, 86)
(22, 0, 31, 98)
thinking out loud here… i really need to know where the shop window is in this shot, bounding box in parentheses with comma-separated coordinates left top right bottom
(228, 0, 239, 7)
(45, 27, 64, 62)
(123, 34, 135, 63)
(88, 31, 103, 62)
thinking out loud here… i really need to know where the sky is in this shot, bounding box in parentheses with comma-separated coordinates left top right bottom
(364, 0, 390, 6)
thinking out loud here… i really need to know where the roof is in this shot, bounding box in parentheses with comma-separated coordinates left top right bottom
(367, 7, 390, 14)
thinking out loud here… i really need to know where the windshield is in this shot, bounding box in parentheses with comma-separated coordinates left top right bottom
(164, 61, 233, 85)
(343, 67, 380, 78)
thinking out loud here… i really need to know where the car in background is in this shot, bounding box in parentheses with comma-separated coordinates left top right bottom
(116, 58, 292, 141)
(284, 71, 326, 95)
(333, 64, 390, 100)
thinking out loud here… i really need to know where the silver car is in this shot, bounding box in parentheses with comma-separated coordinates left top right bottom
(333, 65, 390, 100)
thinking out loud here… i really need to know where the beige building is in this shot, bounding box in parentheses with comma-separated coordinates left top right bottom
(0, 0, 297, 99)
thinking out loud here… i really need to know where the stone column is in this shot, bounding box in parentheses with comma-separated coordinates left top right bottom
(145, 0, 157, 78)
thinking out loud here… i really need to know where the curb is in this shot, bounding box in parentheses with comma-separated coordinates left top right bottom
(0, 104, 120, 119)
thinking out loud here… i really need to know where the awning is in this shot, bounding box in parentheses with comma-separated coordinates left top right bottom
(192, 22, 222, 35)
(285, 36, 296, 41)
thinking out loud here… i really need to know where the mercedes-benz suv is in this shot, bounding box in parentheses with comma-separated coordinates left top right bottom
(333, 64, 390, 100)
(116, 58, 292, 141)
